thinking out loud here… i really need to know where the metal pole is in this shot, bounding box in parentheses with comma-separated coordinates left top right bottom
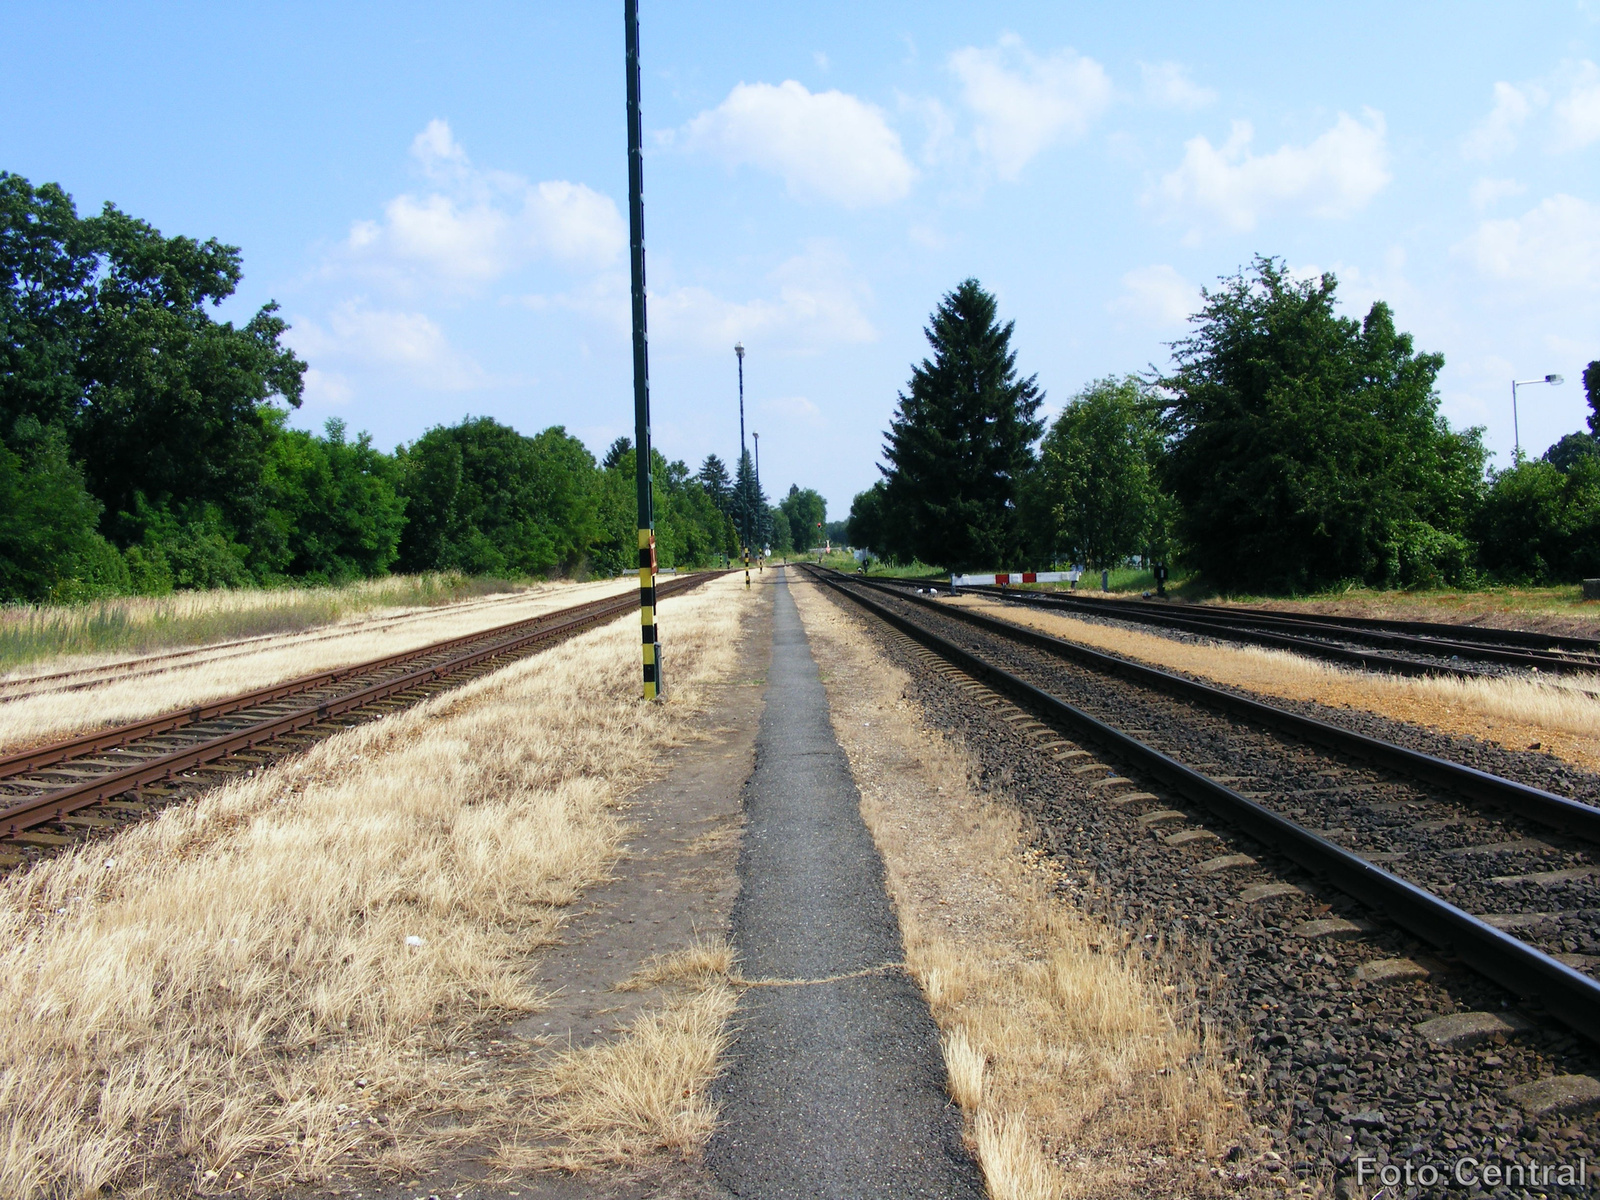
(625, 0, 661, 700)
(1510, 375, 1564, 465)
(1512, 379, 1521, 462)
(752, 431, 761, 567)
(735, 343, 746, 463)
(735, 343, 747, 551)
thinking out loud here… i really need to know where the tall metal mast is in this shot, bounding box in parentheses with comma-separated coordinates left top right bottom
(625, 0, 661, 700)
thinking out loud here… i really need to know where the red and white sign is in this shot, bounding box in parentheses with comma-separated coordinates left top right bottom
(950, 569, 1082, 587)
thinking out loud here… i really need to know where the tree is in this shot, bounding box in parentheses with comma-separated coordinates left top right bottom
(697, 454, 733, 512)
(1034, 376, 1166, 568)
(778, 484, 826, 552)
(1, 171, 320, 592)
(590, 443, 735, 574)
(0, 430, 126, 601)
(1160, 257, 1483, 592)
(259, 417, 406, 582)
(396, 417, 597, 576)
(1478, 442, 1600, 583)
(731, 449, 768, 550)
(1544, 432, 1598, 474)
(880, 279, 1043, 570)
(0, 173, 306, 547)
(847, 483, 889, 556)
(1585, 360, 1600, 435)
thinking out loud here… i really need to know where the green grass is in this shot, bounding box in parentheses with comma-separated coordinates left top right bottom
(0, 573, 526, 674)
(808, 551, 944, 578)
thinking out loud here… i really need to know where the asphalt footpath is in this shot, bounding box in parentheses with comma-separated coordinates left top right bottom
(706, 568, 984, 1199)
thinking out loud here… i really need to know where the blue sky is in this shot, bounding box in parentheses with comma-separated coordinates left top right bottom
(4, 3, 1598, 518)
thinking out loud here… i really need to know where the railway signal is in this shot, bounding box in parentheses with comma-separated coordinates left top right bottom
(625, 0, 662, 700)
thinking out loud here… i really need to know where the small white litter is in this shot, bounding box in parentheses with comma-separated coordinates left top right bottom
(404, 935, 425, 948)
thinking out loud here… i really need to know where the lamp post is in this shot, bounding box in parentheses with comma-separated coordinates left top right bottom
(1511, 373, 1564, 462)
(734, 342, 746, 464)
(734, 342, 748, 553)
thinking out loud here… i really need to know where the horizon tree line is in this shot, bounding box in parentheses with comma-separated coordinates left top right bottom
(851, 266, 1600, 591)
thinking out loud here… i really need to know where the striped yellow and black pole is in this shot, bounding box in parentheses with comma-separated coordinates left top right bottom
(625, 0, 662, 700)
(743, 545, 750, 588)
(639, 528, 660, 699)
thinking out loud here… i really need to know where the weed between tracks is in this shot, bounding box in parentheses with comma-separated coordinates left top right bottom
(0, 575, 749, 1197)
(961, 597, 1600, 773)
(0, 577, 635, 754)
(792, 579, 1243, 1199)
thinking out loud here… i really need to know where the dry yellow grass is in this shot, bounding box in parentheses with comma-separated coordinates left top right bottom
(0, 574, 751, 1197)
(960, 596, 1600, 772)
(0, 576, 635, 754)
(791, 577, 1243, 1198)
(0, 572, 543, 675)
(498, 943, 739, 1174)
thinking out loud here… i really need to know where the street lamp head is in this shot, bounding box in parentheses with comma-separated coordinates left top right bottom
(734, 342, 744, 360)
(1547, 374, 1564, 385)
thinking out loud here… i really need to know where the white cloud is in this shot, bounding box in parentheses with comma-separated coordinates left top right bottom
(650, 243, 877, 352)
(682, 81, 915, 207)
(341, 120, 625, 291)
(899, 93, 959, 166)
(1552, 60, 1600, 149)
(1463, 81, 1540, 160)
(948, 34, 1111, 179)
(1154, 110, 1390, 236)
(1140, 61, 1216, 111)
(1107, 264, 1199, 326)
(289, 301, 487, 390)
(1469, 176, 1526, 210)
(1461, 63, 1600, 157)
(1457, 193, 1600, 289)
(760, 395, 824, 426)
(301, 367, 353, 407)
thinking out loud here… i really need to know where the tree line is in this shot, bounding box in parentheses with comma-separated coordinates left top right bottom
(850, 264, 1600, 591)
(0, 173, 828, 602)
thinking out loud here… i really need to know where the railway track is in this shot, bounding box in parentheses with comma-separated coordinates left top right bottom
(0, 585, 550, 701)
(807, 566, 1600, 1053)
(877, 575, 1600, 681)
(0, 574, 714, 866)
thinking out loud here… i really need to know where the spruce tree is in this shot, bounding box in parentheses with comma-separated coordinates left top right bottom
(697, 453, 733, 512)
(731, 449, 768, 551)
(880, 279, 1043, 570)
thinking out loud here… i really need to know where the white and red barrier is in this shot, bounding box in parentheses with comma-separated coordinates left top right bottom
(950, 569, 1082, 587)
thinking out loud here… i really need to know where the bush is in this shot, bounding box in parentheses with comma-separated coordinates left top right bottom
(1382, 520, 1476, 589)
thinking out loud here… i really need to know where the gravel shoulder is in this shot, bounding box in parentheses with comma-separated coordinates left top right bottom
(817, 576, 1600, 1198)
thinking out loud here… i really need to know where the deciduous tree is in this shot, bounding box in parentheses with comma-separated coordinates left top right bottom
(1160, 257, 1483, 591)
(1034, 376, 1167, 569)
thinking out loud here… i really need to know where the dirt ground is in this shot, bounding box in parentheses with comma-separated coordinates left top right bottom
(288, 594, 773, 1200)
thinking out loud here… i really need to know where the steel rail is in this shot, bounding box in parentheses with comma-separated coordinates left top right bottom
(1165, 594, 1600, 655)
(0, 575, 713, 837)
(839, 572, 1600, 844)
(1066, 594, 1598, 672)
(905, 580, 1482, 680)
(809, 567, 1600, 1048)
(887, 570, 1600, 655)
(0, 589, 536, 699)
(0, 586, 650, 779)
(898, 578, 1600, 676)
